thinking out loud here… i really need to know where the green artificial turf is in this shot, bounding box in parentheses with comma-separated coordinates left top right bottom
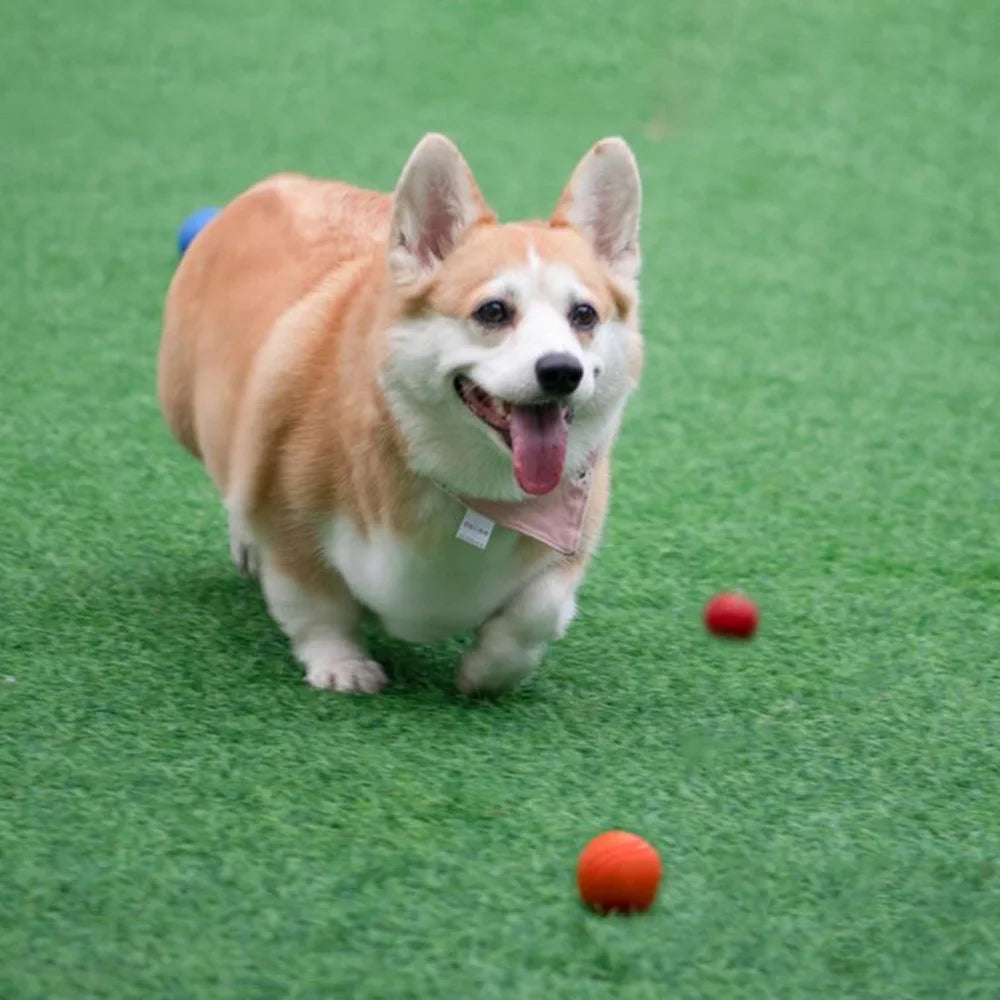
(2, 0, 999, 996)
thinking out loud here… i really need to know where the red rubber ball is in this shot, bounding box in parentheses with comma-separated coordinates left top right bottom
(704, 592, 758, 639)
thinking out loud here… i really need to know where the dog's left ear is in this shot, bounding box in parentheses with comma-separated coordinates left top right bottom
(551, 138, 642, 281)
(389, 133, 493, 285)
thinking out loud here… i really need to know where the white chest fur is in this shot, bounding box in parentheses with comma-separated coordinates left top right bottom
(324, 507, 537, 643)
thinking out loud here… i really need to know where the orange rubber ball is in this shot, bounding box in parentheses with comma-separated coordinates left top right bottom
(576, 831, 663, 913)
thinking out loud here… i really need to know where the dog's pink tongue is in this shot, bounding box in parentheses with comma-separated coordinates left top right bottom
(510, 403, 568, 496)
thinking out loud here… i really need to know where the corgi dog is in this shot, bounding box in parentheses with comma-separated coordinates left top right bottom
(158, 134, 642, 695)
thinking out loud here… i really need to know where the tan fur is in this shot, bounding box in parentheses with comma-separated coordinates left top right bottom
(162, 176, 407, 577)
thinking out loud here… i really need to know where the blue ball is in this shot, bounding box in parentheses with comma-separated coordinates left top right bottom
(177, 206, 221, 256)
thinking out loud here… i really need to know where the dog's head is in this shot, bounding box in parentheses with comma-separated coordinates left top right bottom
(382, 134, 642, 501)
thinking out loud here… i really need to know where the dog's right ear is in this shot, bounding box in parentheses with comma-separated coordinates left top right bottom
(388, 134, 493, 285)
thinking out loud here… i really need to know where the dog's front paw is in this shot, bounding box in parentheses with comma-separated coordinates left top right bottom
(306, 658, 388, 695)
(456, 650, 531, 699)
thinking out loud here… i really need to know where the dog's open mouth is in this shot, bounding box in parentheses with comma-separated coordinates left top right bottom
(454, 375, 571, 496)
(455, 375, 513, 444)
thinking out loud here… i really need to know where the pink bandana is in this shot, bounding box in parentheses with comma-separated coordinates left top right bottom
(457, 455, 597, 556)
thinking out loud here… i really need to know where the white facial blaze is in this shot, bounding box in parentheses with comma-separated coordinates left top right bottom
(469, 258, 596, 402)
(527, 244, 542, 278)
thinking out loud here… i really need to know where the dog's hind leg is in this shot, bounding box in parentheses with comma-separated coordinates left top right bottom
(227, 507, 261, 579)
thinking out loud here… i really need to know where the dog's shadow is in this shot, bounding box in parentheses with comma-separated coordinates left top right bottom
(56, 554, 541, 710)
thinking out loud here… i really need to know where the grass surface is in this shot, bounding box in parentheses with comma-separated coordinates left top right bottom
(2, 0, 999, 997)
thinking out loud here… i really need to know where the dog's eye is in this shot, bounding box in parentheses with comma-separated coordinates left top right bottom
(569, 303, 599, 331)
(472, 299, 513, 328)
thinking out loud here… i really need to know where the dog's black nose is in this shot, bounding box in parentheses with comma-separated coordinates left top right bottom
(535, 353, 584, 396)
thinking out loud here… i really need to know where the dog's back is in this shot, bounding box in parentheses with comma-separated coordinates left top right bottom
(158, 174, 391, 490)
